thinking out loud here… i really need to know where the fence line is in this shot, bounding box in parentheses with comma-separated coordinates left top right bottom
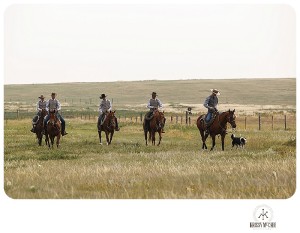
(4, 110, 295, 131)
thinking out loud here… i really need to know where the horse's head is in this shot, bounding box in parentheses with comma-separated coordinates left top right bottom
(154, 111, 166, 130)
(41, 109, 48, 118)
(226, 109, 237, 129)
(106, 110, 116, 128)
(49, 110, 58, 125)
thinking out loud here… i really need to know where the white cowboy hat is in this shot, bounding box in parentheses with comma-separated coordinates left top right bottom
(210, 89, 220, 95)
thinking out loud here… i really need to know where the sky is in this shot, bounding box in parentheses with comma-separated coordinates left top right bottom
(4, 4, 296, 84)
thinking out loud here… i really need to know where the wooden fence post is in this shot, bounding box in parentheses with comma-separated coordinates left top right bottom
(17, 109, 19, 120)
(285, 115, 287, 130)
(258, 113, 261, 130)
(272, 115, 274, 130)
(244, 116, 247, 130)
(185, 111, 188, 125)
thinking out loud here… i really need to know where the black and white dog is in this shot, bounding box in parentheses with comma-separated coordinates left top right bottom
(231, 134, 247, 148)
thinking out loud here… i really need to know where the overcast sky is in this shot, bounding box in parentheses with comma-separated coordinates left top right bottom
(4, 4, 296, 84)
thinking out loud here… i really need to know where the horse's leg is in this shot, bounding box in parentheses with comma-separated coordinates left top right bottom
(221, 134, 226, 151)
(109, 131, 114, 145)
(152, 131, 155, 146)
(210, 134, 216, 151)
(200, 129, 208, 150)
(144, 130, 148, 146)
(157, 130, 162, 146)
(105, 131, 110, 145)
(50, 136, 54, 149)
(56, 134, 61, 148)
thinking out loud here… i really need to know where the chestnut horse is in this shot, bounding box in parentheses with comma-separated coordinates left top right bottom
(196, 109, 236, 151)
(143, 110, 166, 146)
(97, 111, 116, 145)
(35, 109, 48, 146)
(45, 110, 61, 148)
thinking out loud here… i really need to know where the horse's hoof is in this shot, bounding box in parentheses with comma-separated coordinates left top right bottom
(99, 143, 102, 145)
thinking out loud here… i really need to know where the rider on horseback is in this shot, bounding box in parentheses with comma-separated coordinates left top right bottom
(30, 95, 47, 133)
(97, 94, 120, 131)
(43, 93, 68, 136)
(145, 92, 165, 133)
(203, 89, 220, 135)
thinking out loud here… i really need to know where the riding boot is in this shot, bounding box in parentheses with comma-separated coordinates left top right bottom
(161, 127, 165, 133)
(61, 122, 68, 136)
(30, 124, 36, 133)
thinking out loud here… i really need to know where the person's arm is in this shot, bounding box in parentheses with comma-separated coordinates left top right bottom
(36, 102, 41, 111)
(107, 100, 112, 112)
(45, 101, 49, 112)
(157, 99, 163, 108)
(56, 100, 61, 111)
(203, 96, 214, 111)
(147, 99, 153, 109)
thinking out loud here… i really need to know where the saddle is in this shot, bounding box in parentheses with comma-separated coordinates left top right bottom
(144, 111, 154, 121)
(201, 112, 218, 128)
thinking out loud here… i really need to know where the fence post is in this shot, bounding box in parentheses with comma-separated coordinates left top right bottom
(140, 113, 143, 122)
(285, 115, 287, 130)
(171, 116, 173, 123)
(176, 115, 178, 124)
(185, 111, 188, 125)
(258, 113, 261, 130)
(135, 116, 137, 123)
(272, 115, 274, 130)
(188, 116, 191, 125)
(244, 116, 247, 130)
(17, 109, 19, 120)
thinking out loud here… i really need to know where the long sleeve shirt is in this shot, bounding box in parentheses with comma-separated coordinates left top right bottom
(36, 100, 47, 111)
(46, 99, 61, 112)
(147, 98, 163, 111)
(203, 95, 218, 112)
(98, 99, 112, 114)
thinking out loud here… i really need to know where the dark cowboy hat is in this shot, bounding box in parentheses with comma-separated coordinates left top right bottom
(152, 92, 157, 96)
(51, 92, 56, 96)
(99, 94, 107, 99)
(210, 89, 220, 95)
(38, 95, 45, 99)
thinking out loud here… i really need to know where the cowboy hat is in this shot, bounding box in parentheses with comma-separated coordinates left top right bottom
(152, 92, 157, 96)
(51, 92, 56, 96)
(210, 89, 220, 95)
(99, 94, 107, 99)
(38, 95, 45, 99)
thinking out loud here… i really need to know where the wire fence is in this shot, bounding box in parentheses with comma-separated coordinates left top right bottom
(4, 110, 296, 131)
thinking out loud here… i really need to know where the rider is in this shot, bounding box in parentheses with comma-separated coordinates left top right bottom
(145, 91, 165, 133)
(98, 94, 120, 131)
(43, 92, 68, 136)
(30, 95, 47, 133)
(203, 89, 220, 134)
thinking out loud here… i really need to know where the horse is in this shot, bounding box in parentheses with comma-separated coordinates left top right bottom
(196, 109, 236, 151)
(45, 110, 61, 148)
(97, 111, 116, 145)
(35, 109, 48, 146)
(143, 110, 166, 146)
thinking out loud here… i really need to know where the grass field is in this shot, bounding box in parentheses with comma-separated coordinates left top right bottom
(4, 118, 296, 199)
(4, 78, 296, 199)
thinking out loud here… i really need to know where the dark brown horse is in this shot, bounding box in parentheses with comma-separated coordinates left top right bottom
(97, 111, 116, 145)
(45, 110, 61, 148)
(196, 109, 236, 151)
(143, 110, 166, 146)
(35, 109, 48, 146)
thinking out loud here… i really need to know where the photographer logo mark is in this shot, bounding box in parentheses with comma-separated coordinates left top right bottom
(250, 205, 276, 229)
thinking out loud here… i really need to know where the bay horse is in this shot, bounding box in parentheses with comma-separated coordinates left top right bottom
(143, 110, 166, 146)
(196, 109, 236, 151)
(35, 109, 48, 146)
(45, 110, 61, 148)
(97, 111, 116, 145)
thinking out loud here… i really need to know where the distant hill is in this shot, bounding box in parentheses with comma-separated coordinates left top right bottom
(4, 78, 296, 114)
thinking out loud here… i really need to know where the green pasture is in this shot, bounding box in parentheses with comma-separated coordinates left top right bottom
(4, 119, 296, 199)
